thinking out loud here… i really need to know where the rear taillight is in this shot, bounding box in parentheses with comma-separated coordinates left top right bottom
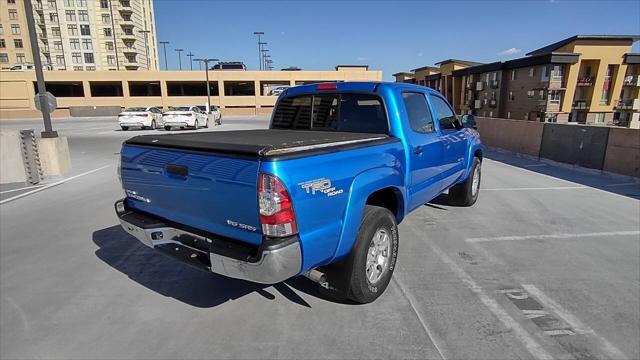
(316, 83, 337, 90)
(258, 173, 298, 237)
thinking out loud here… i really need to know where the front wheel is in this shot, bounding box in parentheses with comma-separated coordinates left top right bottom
(347, 205, 399, 304)
(164, 126, 171, 131)
(121, 126, 128, 131)
(448, 156, 481, 206)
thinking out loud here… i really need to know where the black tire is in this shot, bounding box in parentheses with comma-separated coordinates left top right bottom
(347, 205, 399, 304)
(121, 126, 128, 131)
(164, 126, 171, 131)
(448, 157, 481, 206)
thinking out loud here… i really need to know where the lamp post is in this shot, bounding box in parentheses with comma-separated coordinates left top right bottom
(264, 54, 271, 71)
(259, 43, 268, 71)
(138, 30, 150, 69)
(159, 41, 169, 70)
(175, 48, 184, 70)
(253, 31, 264, 70)
(187, 52, 195, 70)
(194, 58, 219, 115)
(23, 0, 56, 137)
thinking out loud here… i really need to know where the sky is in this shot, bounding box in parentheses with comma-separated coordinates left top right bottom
(154, 0, 640, 80)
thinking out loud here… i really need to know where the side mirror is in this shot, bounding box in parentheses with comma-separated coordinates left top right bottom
(461, 114, 477, 129)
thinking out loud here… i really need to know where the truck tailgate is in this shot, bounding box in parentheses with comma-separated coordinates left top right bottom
(120, 144, 262, 246)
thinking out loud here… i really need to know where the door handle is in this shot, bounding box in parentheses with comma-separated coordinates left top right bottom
(414, 146, 423, 154)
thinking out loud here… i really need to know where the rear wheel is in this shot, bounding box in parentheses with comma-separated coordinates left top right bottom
(121, 126, 128, 131)
(164, 126, 171, 131)
(347, 205, 399, 304)
(448, 157, 481, 206)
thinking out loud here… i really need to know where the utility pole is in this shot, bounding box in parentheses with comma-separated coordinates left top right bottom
(187, 52, 195, 70)
(194, 58, 219, 114)
(175, 48, 184, 70)
(24, 0, 56, 138)
(253, 31, 264, 70)
(159, 41, 169, 70)
(139, 30, 150, 69)
(262, 48, 269, 71)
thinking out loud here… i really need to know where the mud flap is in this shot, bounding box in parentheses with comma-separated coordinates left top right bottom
(316, 256, 354, 301)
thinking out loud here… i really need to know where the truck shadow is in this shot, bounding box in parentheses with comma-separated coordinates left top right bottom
(93, 225, 321, 308)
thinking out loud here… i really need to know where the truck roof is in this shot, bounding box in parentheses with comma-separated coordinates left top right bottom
(285, 81, 441, 97)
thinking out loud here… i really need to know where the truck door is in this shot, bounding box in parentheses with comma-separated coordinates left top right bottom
(428, 94, 468, 191)
(400, 91, 446, 210)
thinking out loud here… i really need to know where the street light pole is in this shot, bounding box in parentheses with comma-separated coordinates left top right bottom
(187, 52, 195, 70)
(159, 41, 169, 70)
(139, 30, 150, 69)
(262, 48, 269, 71)
(253, 31, 264, 70)
(194, 58, 219, 114)
(23, 0, 57, 138)
(175, 48, 184, 70)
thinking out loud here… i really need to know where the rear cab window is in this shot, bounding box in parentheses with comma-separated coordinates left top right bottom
(271, 93, 388, 134)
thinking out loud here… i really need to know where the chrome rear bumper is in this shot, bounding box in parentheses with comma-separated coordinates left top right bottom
(115, 199, 301, 284)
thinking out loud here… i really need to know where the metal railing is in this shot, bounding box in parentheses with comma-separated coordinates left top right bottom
(572, 100, 589, 109)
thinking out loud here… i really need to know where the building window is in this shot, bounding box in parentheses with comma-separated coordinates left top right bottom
(101, 14, 110, 23)
(76, 0, 86, 6)
(595, 113, 605, 124)
(124, 41, 134, 49)
(103, 28, 112, 37)
(121, 0, 130, 6)
(84, 52, 94, 63)
(64, 0, 73, 6)
(65, 10, 75, 21)
(126, 54, 136, 63)
(85, 66, 95, 71)
(69, 38, 80, 49)
(51, 27, 60, 36)
(81, 38, 92, 50)
(538, 90, 545, 100)
(53, 41, 63, 50)
(11, 24, 20, 34)
(529, 67, 535, 77)
(549, 90, 561, 103)
(0, 53, 8, 63)
(123, 27, 133, 35)
(551, 65, 563, 78)
(8, 9, 17, 20)
(105, 41, 114, 50)
(509, 91, 514, 101)
(49, 12, 58, 23)
(47, 0, 55, 7)
(510, 70, 516, 81)
(7, 0, 16, 3)
(527, 90, 534, 98)
(73, 66, 83, 71)
(16, 53, 25, 63)
(107, 55, 115, 64)
(67, 24, 78, 35)
(0, 39, 5, 48)
(507, 111, 511, 119)
(78, 10, 88, 21)
(80, 25, 90, 35)
(541, 66, 549, 79)
(121, 13, 131, 21)
(100, 0, 108, 8)
(55, 54, 64, 65)
(71, 52, 81, 63)
(600, 65, 614, 105)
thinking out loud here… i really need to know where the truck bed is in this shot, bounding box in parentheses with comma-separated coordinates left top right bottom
(125, 129, 395, 159)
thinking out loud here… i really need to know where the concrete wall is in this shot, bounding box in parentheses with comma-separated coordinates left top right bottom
(0, 131, 27, 184)
(476, 117, 544, 157)
(70, 106, 123, 117)
(603, 128, 640, 177)
(476, 117, 639, 178)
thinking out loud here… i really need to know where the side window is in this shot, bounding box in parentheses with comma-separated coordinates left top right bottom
(429, 95, 459, 131)
(402, 92, 435, 133)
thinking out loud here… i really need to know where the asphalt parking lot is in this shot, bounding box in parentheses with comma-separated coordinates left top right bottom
(1, 116, 639, 360)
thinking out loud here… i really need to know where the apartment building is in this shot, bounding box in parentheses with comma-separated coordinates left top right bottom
(395, 35, 640, 128)
(0, 0, 158, 71)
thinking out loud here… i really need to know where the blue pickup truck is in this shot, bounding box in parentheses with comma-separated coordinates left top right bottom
(115, 82, 483, 303)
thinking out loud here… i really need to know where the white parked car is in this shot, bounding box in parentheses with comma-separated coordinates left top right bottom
(162, 106, 208, 131)
(118, 107, 163, 130)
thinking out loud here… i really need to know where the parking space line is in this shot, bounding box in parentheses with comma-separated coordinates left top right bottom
(483, 186, 587, 191)
(522, 284, 628, 360)
(466, 231, 640, 243)
(0, 185, 44, 194)
(392, 276, 449, 360)
(407, 225, 554, 360)
(0, 165, 112, 205)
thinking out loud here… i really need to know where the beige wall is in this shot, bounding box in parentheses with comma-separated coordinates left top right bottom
(476, 116, 544, 157)
(0, 68, 383, 118)
(603, 127, 640, 177)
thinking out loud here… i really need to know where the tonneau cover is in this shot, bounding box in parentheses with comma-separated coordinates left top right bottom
(125, 129, 391, 157)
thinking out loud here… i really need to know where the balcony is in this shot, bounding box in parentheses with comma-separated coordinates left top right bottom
(572, 100, 589, 110)
(475, 82, 484, 91)
(490, 80, 499, 89)
(576, 77, 593, 86)
(489, 99, 497, 108)
(623, 75, 640, 87)
(615, 98, 640, 110)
